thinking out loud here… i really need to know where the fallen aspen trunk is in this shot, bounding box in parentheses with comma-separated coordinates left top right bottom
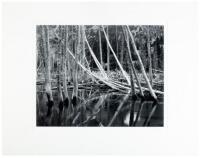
(37, 78, 164, 95)
(67, 48, 128, 93)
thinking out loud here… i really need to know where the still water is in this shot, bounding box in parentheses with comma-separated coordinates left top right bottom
(37, 87, 164, 127)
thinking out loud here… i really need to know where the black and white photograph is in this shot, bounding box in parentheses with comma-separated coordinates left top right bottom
(36, 25, 164, 127)
(2, 0, 199, 156)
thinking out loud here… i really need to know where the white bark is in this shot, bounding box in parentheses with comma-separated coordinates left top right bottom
(126, 26, 157, 99)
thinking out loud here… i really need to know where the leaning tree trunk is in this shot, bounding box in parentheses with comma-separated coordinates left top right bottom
(42, 25, 54, 116)
(126, 25, 157, 99)
(106, 26, 110, 73)
(123, 26, 143, 96)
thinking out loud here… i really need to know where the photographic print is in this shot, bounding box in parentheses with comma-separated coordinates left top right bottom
(36, 25, 164, 127)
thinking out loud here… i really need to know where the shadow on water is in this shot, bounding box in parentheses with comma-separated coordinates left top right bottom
(37, 88, 164, 127)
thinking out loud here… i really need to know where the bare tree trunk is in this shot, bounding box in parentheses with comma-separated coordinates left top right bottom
(66, 26, 71, 83)
(123, 26, 144, 96)
(147, 26, 153, 86)
(81, 25, 89, 80)
(102, 26, 130, 85)
(116, 26, 118, 59)
(55, 26, 64, 124)
(98, 27, 103, 66)
(81, 26, 89, 70)
(126, 26, 157, 99)
(72, 25, 80, 108)
(106, 26, 110, 72)
(153, 46, 158, 70)
(120, 35, 124, 67)
(62, 26, 70, 106)
(80, 26, 85, 79)
(42, 25, 54, 116)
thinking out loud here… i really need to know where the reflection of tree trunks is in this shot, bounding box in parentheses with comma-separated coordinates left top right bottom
(36, 93, 40, 119)
(107, 99, 110, 124)
(108, 94, 129, 126)
(129, 68, 137, 126)
(129, 68, 136, 126)
(143, 102, 157, 126)
(134, 97, 145, 126)
(129, 103, 134, 126)
(57, 76, 63, 124)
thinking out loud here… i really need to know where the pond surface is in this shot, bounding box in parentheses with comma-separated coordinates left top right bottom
(37, 87, 164, 127)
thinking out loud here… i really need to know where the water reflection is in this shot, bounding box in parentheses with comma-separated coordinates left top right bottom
(37, 88, 164, 127)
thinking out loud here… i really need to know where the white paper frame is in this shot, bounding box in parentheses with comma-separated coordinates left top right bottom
(2, 1, 199, 155)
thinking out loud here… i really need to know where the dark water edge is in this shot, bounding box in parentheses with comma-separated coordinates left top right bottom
(37, 88, 164, 127)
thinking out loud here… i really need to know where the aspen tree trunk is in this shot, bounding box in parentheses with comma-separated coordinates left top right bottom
(81, 26, 88, 70)
(79, 26, 84, 79)
(37, 27, 44, 73)
(129, 65, 136, 95)
(106, 26, 110, 72)
(57, 26, 64, 118)
(126, 26, 157, 99)
(98, 27, 103, 65)
(42, 25, 54, 116)
(72, 26, 76, 84)
(120, 34, 124, 67)
(147, 26, 153, 86)
(62, 26, 69, 103)
(153, 46, 158, 70)
(72, 25, 80, 107)
(81, 25, 88, 80)
(43, 26, 53, 99)
(123, 26, 144, 96)
(116, 26, 118, 58)
(66, 26, 71, 83)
